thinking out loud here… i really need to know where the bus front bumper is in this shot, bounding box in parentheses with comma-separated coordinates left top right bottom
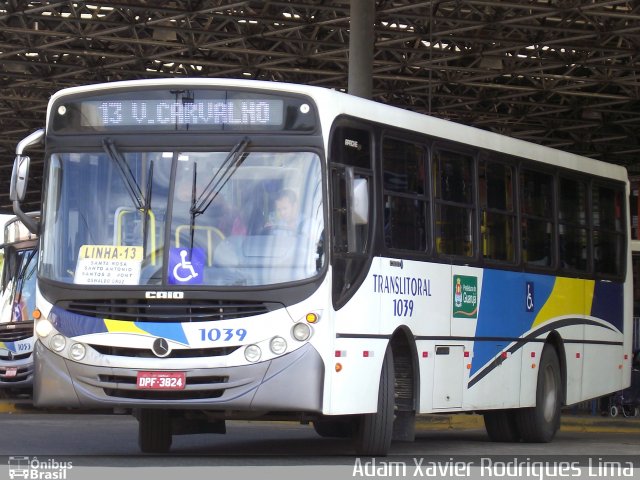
(33, 341, 324, 412)
(0, 357, 34, 390)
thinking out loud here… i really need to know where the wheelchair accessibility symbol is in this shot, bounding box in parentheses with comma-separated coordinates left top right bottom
(526, 281, 535, 312)
(168, 247, 204, 285)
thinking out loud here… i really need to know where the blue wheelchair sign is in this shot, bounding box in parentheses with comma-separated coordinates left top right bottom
(168, 247, 204, 285)
(526, 281, 535, 312)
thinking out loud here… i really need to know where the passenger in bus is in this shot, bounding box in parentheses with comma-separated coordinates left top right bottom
(262, 189, 305, 234)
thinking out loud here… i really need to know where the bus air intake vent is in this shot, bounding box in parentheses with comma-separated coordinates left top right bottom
(59, 299, 277, 322)
(90, 344, 240, 358)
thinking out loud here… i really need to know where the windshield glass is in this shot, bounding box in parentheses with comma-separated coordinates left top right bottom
(40, 149, 324, 287)
(1, 248, 38, 324)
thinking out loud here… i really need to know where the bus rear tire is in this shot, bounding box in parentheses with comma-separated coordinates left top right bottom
(138, 409, 172, 453)
(352, 346, 395, 456)
(515, 345, 562, 442)
(483, 410, 519, 442)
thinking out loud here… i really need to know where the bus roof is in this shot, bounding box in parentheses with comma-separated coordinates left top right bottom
(47, 78, 628, 184)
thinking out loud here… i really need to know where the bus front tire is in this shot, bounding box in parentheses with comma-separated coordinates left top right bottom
(515, 345, 562, 442)
(483, 410, 519, 442)
(138, 409, 172, 453)
(353, 346, 395, 456)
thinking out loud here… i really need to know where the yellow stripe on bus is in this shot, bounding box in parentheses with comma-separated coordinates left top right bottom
(533, 277, 595, 328)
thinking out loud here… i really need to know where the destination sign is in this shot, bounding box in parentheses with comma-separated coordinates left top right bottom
(74, 244, 143, 285)
(79, 98, 284, 128)
(50, 88, 317, 133)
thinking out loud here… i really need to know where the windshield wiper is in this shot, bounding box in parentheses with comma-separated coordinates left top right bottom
(142, 161, 154, 258)
(191, 136, 250, 215)
(103, 138, 153, 258)
(186, 137, 250, 253)
(103, 138, 145, 210)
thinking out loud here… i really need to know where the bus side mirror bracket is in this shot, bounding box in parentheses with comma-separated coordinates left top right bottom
(10, 129, 44, 235)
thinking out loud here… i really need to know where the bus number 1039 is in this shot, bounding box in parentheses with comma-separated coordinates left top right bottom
(198, 328, 248, 342)
(393, 299, 414, 317)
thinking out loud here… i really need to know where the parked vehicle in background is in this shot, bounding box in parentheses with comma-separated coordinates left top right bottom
(0, 214, 38, 396)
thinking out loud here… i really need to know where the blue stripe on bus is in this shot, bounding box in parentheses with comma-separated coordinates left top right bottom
(471, 270, 554, 376)
(50, 306, 108, 337)
(591, 281, 624, 332)
(48, 306, 188, 345)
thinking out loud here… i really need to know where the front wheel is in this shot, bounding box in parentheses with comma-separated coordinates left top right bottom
(515, 345, 562, 442)
(352, 346, 395, 456)
(138, 409, 172, 453)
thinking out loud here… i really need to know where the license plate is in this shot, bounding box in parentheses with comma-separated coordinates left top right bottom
(136, 371, 186, 390)
(4, 368, 17, 378)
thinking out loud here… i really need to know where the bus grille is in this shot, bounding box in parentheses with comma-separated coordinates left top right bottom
(90, 345, 240, 359)
(0, 323, 34, 342)
(0, 365, 33, 382)
(0, 352, 31, 361)
(59, 299, 276, 322)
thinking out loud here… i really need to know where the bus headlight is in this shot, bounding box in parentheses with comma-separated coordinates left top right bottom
(69, 343, 86, 361)
(244, 344, 262, 363)
(50, 334, 66, 352)
(35, 319, 53, 338)
(292, 322, 312, 342)
(269, 336, 287, 355)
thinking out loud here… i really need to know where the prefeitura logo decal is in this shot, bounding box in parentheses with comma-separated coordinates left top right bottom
(453, 275, 478, 319)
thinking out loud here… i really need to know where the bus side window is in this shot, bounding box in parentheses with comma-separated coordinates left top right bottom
(593, 184, 625, 277)
(521, 169, 554, 268)
(479, 160, 515, 263)
(382, 137, 428, 252)
(433, 149, 475, 258)
(558, 177, 588, 272)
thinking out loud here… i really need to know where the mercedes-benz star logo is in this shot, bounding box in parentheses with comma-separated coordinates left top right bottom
(151, 338, 171, 358)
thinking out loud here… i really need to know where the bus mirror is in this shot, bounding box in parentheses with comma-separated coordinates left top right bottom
(10, 129, 44, 203)
(345, 167, 369, 253)
(10, 155, 30, 203)
(351, 178, 369, 225)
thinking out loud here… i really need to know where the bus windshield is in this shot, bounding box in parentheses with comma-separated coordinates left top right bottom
(1, 248, 38, 324)
(40, 148, 324, 287)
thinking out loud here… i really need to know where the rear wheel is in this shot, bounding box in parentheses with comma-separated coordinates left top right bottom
(515, 345, 562, 442)
(352, 346, 395, 456)
(609, 405, 619, 417)
(138, 409, 172, 453)
(483, 410, 520, 442)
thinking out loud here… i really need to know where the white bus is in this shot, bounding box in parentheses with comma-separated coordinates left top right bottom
(10, 79, 632, 455)
(0, 215, 38, 393)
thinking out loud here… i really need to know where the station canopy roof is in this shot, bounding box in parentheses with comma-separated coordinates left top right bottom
(1, 0, 639, 213)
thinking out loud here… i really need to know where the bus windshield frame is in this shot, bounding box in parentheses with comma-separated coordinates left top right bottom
(39, 145, 326, 288)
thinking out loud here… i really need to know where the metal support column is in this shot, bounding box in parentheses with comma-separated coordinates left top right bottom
(348, 0, 375, 99)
